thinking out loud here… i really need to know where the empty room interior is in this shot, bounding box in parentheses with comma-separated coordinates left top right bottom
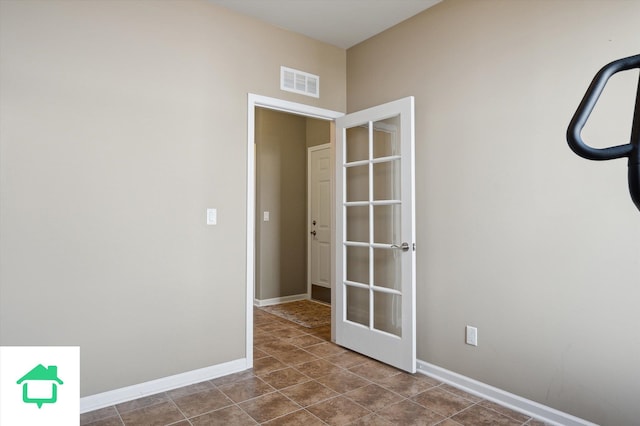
(1, 0, 639, 425)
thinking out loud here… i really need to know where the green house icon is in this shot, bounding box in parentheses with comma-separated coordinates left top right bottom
(16, 364, 64, 408)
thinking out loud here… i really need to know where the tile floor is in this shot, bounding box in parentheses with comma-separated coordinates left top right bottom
(81, 306, 551, 425)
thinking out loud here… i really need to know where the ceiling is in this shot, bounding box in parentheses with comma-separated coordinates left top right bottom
(207, 0, 442, 49)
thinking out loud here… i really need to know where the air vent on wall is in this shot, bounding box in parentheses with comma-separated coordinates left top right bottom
(280, 66, 319, 98)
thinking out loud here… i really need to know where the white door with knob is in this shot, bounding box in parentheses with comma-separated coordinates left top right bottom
(334, 97, 416, 372)
(308, 144, 332, 293)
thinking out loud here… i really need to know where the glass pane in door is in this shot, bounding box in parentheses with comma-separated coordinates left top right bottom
(346, 206, 369, 243)
(373, 159, 400, 201)
(346, 165, 368, 202)
(346, 125, 369, 163)
(373, 204, 400, 244)
(346, 285, 369, 327)
(374, 292, 402, 337)
(373, 248, 401, 291)
(373, 115, 400, 158)
(346, 246, 369, 284)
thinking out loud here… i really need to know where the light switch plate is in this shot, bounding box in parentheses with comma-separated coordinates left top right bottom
(207, 208, 217, 225)
(263, 211, 270, 221)
(466, 325, 478, 346)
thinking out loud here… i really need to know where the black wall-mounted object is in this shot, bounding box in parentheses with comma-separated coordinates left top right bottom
(567, 53, 640, 212)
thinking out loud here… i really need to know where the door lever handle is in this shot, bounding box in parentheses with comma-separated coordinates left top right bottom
(391, 242, 410, 251)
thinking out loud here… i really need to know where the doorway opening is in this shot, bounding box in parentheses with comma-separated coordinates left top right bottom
(245, 94, 343, 368)
(253, 107, 331, 305)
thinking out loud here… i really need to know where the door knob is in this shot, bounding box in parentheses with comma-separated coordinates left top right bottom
(310, 230, 317, 236)
(391, 242, 410, 251)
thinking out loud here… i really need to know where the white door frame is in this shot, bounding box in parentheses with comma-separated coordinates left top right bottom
(307, 143, 332, 297)
(246, 94, 343, 368)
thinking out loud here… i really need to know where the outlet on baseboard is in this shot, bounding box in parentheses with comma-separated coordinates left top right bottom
(466, 325, 478, 346)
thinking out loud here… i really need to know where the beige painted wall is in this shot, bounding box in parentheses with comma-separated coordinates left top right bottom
(0, 0, 345, 396)
(254, 110, 331, 301)
(306, 117, 331, 148)
(255, 108, 307, 300)
(347, 0, 640, 424)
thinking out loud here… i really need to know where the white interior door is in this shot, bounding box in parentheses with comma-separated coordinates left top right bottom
(309, 144, 332, 292)
(335, 96, 416, 373)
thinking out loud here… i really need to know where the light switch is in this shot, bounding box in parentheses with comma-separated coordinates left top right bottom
(207, 208, 217, 225)
(263, 211, 270, 221)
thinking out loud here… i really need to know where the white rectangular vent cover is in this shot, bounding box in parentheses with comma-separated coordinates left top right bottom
(281, 66, 319, 98)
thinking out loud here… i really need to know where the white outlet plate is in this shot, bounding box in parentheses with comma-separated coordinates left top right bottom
(466, 325, 478, 346)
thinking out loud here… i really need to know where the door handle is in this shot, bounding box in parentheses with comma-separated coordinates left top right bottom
(391, 242, 410, 251)
(310, 230, 317, 236)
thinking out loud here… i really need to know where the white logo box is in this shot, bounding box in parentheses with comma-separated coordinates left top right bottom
(0, 346, 80, 426)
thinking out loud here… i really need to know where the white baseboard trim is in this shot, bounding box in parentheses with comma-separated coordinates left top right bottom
(80, 358, 248, 414)
(254, 293, 308, 307)
(416, 360, 597, 426)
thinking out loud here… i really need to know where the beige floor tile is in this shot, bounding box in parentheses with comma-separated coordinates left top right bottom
(325, 350, 370, 369)
(166, 380, 216, 400)
(172, 388, 233, 418)
(308, 325, 331, 340)
(315, 370, 371, 394)
(210, 369, 255, 387)
(286, 334, 325, 348)
(307, 396, 372, 426)
(272, 327, 309, 339)
(116, 393, 168, 414)
(347, 413, 395, 426)
(272, 348, 319, 365)
(451, 404, 523, 426)
(348, 360, 402, 381)
(189, 405, 258, 426)
(259, 340, 299, 355)
(238, 392, 301, 423)
(81, 406, 120, 425)
(345, 384, 404, 412)
(262, 409, 326, 426)
(217, 376, 275, 403)
(260, 367, 310, 390)
(438, 384, 482, 403)
(252, 356, 287, 375)
(435, 419, 465, 426)
(411, 387, 476, 417)
(254, 333, 278, 346)
(295, 358, 345, 379)
(83, 417, 124, 426)
(376, 399, 445, 426)
(305, 342, 348, 358)
(375, 372, 439, 397)
(280, 380, 339, 407)
(254, 348, 269, 360)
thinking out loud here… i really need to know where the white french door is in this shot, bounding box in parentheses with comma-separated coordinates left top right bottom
(335, 96, 416, 373)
